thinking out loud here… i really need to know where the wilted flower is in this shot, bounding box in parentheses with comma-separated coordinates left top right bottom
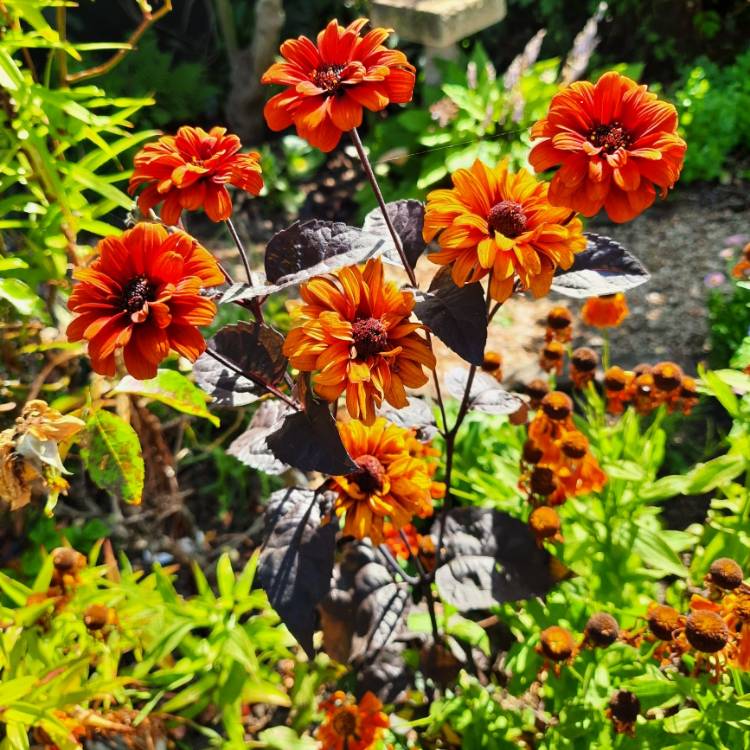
(706, 557, 744, 592)
(545, 306, 573, 343)
(685, 609, 730, 654)
(262, 18, 415, 152)
(537, 625, 577, 674)
(331, 419, 437, 544)
(481, 351, 503, 381)
(603, 365, 635, 414)
(283, 258, 435, 424)
(83, 603, 116, 632)
(583, 612, 620, 648)
(569, 346, 598, 389)
(607, 690, 640, 736)
(525, 378, 550, 409)
(129, 126, 263, 224)
(528, 505, 563, 545)
(67, 224, 223, 379)
(424, 158, 586, 301)
(530, 71, 686, 222)
(581, 293, 629, 328)
(0, 401, 84, 511)
(540, 340, 566, 375)
(316, 690, 389, 750)
(646, 603, 682, 642)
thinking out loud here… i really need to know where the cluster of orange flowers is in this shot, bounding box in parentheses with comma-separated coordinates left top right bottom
(520, 392, 606, 544)
(731, 242, 750, 279)
(63, 16, 689, 547)
(316, 691, 389, 750)
(603, 361, 698, 416)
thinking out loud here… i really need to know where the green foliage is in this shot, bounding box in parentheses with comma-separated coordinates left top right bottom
(672, 50, 750, 182)
(708, 269, 750, 368)
(0, 0, 155, 319)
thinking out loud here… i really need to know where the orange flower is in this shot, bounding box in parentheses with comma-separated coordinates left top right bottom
(732, 243, 750, 279)
(262, 18, 415, 152)
(545, 306, 573, 343)
(569, 347, 598, 389)
(128, 126, 262, 225)
(424, 159, 586, 301)
(382, 521, 420, 560)
(540, 340, 566, 375)
(581, 293, 629, 328)
(603, 366, 635, 414)
(529, 71, 686, 222)
(317, 691, 389, 750)
(67, 223, 223, 379)
(331, 418, 437, 544)
(283, 258, 435, 424)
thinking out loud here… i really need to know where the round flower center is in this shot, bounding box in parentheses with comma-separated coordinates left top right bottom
(352, 317, 389, 359)
(122, 276, 154, 313)
(332, 709, 358, 738)
(609, 691, 640, 724)
(487, 200, 527, 238)
(647, 604, 681, 641)
(588, 121, 631, 154)
(540, 626, 574, 660)
(352, 454, 387, 494)
(313, 64, 345, 94)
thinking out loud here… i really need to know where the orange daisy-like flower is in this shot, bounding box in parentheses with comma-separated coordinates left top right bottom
(732, 243, 750, 279)
(283, 258, 435, 424)
(317, 691, 389, 750)
(331, 418, 437, 544)
(128, 126, 263, 225)
(529, 71, 686, 223)
(67, 223, 223, 379)
(581, 293, 629, 328)
(423, 159, 587, 302)
(262, 18, 415, 152)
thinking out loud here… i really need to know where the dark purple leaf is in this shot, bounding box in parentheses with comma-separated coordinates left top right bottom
(193, 322, 287, 407)
(413, 266, 488, 366)
(433, 508, 561, 611)
(227, 400, 293, 474)
(551, 232, 650, 298)
(445, 367, 523, 415)
(362, 199, 426, 270)
(266, 393, 357, 475)
(256, 488, 338, 657)
(378, 396, 437, 441)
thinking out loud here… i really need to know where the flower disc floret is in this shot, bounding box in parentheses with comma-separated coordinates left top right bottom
(685, 610, 730, 653)
(647, 603, 681, 641)
(541, 392, 573, 421)
(585, 612, 620, 647)
(424, 159, 586, 302)
(283, 258, 435, 424)
(316, 691, 389, 750)
(707, 558, 744, 591)
(539, 625, 575, 661)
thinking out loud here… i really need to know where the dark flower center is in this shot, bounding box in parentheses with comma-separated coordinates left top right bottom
(332, 710, 358, 737)
(122, 276, 154, 313)
(588, 121, 631, 154)
(313, 64, 345, 94)
(351, 454, 387, 494)
(352, 317, 389, 358)
(487, 200, 527, 238)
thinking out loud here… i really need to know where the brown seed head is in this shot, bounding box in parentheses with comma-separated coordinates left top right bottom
(561, 431, 588, 459)
(530, 466, 557, 496)
(608, 690, 640, 724)
(571, 347, 598, 372)
(52, 547, 85, 573)
(708, 557, 744, 590)
(542, 341, 565, 361)
(647, 604, 681, 641)
(522, 439, 543, 465)
(541, 392, 573, 420)
(633, 363, 652, 377)
(529, 506, 561, 540)
(547, 307, 572, 330)
(482, 351, 502, 372)
(83, 603, 110, 631)
(680, 376, 698, 399)
(685, 610, 729, 653)
(652, 361, 683, 392)
(585, 612, 620, 647)
(539, 625, 575, 661)
(604, 366, 628, 392)
(525, 379, 549, 408)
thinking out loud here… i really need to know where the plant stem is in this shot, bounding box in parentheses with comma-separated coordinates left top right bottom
(204, 348, 298, 410)
(349, 127, 418, 287)
(400, 529, 440, 642)
(378, 545, 419, 586)
(56, 7, 68, 87)
(225, 217, 264, 322)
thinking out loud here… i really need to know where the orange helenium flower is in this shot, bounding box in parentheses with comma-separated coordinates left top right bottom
(129, 126, 263, 225)
(581, 293, 629, 328)
(262, 18, 415, 152)
(424, 159, 586, 301)
(67, 223, 223, 379)
(529, 71, 686, 222)
(331, 418, 437, 544)
(283, 258, 435, 424)
(317, 691, 389, 750)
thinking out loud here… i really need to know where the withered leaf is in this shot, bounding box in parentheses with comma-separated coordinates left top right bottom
(362, 199, 426, 270)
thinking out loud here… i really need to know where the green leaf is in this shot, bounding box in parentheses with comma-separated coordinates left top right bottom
(447, 615, 491, 657)
(81, 409, 144, 505)
(0, 258, 28, 272)
(700, 369, 739, 417)
(731, 337, 750, 370)
(633, 527, 687, 578)
(687, 454, 747, 493)
(257, 726, 317, 750)
(641, 474, 689, 501)
(663, 707, 702, 733)
(112, 369, 219, 427)
(0, 277, 43, 316)
(216, 553, 235, 601)
(0, 570, 33, 606)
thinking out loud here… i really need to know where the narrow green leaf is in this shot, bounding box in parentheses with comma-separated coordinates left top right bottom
(0, 277, 43, 316)
(633, 527, 687, 578)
